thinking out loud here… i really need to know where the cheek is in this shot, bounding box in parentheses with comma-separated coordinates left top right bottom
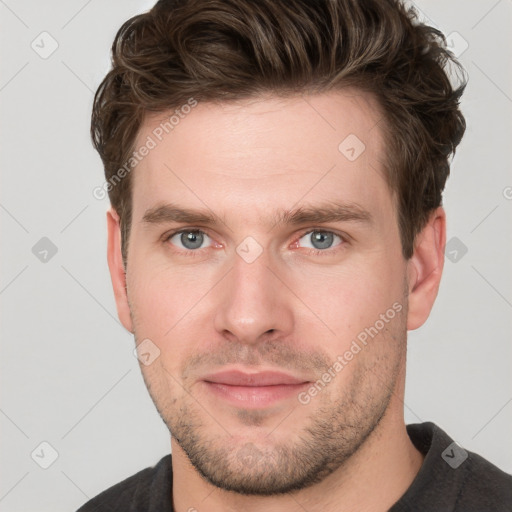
(290, 257, 404, 348)
(128, 262, 207, 322)
(127, 265, 216, 362)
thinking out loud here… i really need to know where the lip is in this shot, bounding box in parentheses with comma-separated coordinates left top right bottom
(201, 369, 311, 408)
(202, 369, 309, 386)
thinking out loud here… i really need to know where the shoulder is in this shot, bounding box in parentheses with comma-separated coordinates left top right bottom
(391, 422, 512, 512)
(76, 454, 173, 512)
(455, 449, 512, 510)
(422, 422, 512, 509)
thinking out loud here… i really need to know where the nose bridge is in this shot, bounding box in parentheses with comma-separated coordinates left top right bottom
(213, 245, 293, 344)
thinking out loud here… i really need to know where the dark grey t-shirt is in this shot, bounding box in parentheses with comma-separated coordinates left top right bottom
(76, 422, 512, 511)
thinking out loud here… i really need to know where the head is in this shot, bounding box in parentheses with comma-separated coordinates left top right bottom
(93, 0, 466, 496)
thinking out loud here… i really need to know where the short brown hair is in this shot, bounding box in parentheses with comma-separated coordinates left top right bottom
(91, 0, 466, 266)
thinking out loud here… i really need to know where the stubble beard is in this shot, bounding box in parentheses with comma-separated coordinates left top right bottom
(135, 320, 407, 496)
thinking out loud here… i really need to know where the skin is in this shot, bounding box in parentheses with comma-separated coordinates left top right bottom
(107, 90, 446, 512)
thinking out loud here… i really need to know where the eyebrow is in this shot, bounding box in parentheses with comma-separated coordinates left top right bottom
(141, 201, 373, 229)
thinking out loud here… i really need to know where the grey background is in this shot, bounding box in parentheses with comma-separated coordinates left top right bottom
(1, 0, 511, 510)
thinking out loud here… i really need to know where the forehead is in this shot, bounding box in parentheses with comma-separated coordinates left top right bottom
(130, 90, 393, 227)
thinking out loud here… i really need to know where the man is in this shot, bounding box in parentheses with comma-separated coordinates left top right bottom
(78, 0, 512, 510)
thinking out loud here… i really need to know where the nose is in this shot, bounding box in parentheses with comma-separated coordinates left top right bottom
(213, 247, 294, 346)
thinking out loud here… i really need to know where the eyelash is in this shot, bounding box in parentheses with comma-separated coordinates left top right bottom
(162, 228, 347, 258)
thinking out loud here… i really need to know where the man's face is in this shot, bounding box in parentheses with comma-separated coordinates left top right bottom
(118, 91, 413, 494)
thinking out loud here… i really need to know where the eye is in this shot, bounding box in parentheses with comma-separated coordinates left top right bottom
(167, 229, 213, 251)
(164, 228, 344, 256)
(296, 230, 344, 252)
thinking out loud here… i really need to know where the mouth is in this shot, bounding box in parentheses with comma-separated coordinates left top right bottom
(201, 369, 311, 408)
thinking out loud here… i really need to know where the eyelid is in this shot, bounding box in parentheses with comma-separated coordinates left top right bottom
(295, 227, 347, 239)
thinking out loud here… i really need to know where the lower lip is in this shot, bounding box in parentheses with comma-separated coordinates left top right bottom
(203, 381, 310, 408)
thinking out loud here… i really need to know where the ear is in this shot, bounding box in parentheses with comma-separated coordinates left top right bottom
(406, 207, 446, 331)
(106, 208, 133, 333)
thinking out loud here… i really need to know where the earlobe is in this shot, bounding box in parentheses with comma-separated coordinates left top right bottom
(406, 207, 446, 331)
(106, 208, 134, 333)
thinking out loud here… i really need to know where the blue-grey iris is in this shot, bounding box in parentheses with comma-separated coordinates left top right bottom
(181, 231, 204, 249)
(311, 231, 333, 250)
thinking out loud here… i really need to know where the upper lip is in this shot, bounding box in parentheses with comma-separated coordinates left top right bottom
(202, 369, 310, 386)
